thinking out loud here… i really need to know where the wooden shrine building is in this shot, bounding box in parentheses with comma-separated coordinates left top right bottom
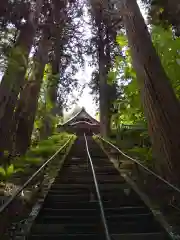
(58, 107, 100, 135)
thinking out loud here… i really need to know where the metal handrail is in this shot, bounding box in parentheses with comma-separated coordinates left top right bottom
(84, 134, 111, 240)
(95, 134, 180, 194)
(0, 136, 73, 214)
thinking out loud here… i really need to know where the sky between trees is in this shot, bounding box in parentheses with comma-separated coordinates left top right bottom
(64, 0, 147, 118)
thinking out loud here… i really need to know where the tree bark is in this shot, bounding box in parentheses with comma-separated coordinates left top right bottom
(98, 25, 110, 138)
(49, 1, 67, 117)
(0, 0, 43, 152)
(90, 0, 114, 138)
(156, 0, 180, 36)
(120, 0, 180, 182)
(12, 31, 50, 155)
(166, 0, 180, 35)
(49, 36, 63, 117)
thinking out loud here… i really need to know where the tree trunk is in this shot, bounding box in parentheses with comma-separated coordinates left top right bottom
(49, 40, 62, 116)
(104, 28, 115, 138)
(160, 0, 180, 36)
(48, 1, 66, 118)
(167, 0, 180, 35)
(97, 22, 111, 138)
(98, 35, 110, 138)
(0, 0, 43, 152)
(90, 0, 112, 138)
(121, 0, 180, 182)
(12, 32, 50, 155)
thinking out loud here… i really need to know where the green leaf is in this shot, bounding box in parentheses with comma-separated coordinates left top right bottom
(159, 8, 164, 14)
(6, 164, 14, 176)
(108, 71, 117, 84)
(14, 168, 24, 173)
(116, 34, 128, 48)
(0, 167, 6, 176)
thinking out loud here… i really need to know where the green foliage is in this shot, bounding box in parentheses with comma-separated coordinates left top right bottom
(113, 26, 180, 129)
(21, 132, 74, 164)
(2, 45, 28, 89)
(152, 25, 180, 98)
(116, 34, 128, 48)
(110, 26, 180, 165)
(26, 146, 58, 158)
(128, 146, 153, 167)
(0, 132, 74, 182)
(0, 164, 24, 181)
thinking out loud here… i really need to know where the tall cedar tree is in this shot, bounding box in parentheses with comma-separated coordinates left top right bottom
(48, 0, 67, 117)
(120, 0, 180, 182)
(142, 0, 180, 36)
(0, 0, 43, 152)
(89, 0, 119, 137)
(11, 24, 52, 155)
(11, 0, 84, 153)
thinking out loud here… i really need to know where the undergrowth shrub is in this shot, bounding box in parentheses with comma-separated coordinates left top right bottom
(0, 132, 75, 182)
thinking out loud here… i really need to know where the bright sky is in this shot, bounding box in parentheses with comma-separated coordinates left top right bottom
(72, 62, 96, 117)
(66, 1, 147, 118)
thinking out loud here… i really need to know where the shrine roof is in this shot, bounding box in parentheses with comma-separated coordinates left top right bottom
(59, 107, 99, 126)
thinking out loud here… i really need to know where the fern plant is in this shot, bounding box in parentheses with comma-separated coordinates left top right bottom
(0, 164, 24, 182)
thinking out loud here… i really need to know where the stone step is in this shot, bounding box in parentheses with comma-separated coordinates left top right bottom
(28, 232, 169, 240)
(35, 213, 154, 224)
(31, 220, 161, 234)
(41, 206, 149, 216)
(49, 183, 127, 190)
(42, 200, 145, 209)
(27, 136, 169, 240)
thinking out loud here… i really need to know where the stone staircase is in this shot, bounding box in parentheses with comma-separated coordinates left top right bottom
(27, 136, 170, 239)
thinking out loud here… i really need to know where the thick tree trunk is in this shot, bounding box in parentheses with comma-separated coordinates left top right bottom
(121, 0, 180, 182)
(104, 28, 115, 138)
(97, 22, 111, 138)
(49, 41, 62, 116)
(12, 32, 50, 155)
(90, 0, 112, 138)
(0, 0, 43, 152)
(167, 0, 180, 35)
(162, 0, 180, 36)
(48, 1, 66, 118)
(12, 81, 42, 155)
(98, 36, 110, 138)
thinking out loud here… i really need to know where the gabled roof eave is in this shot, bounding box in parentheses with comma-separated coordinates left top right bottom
(58, 107, 99, 127)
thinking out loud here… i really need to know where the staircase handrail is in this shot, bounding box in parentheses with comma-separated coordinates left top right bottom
(0, 136, 73, 214)
(95, 134, 180, 194)
(84, 134, 111, 240)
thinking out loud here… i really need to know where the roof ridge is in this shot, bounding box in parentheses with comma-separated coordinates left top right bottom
(59, 107, 99, 126)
